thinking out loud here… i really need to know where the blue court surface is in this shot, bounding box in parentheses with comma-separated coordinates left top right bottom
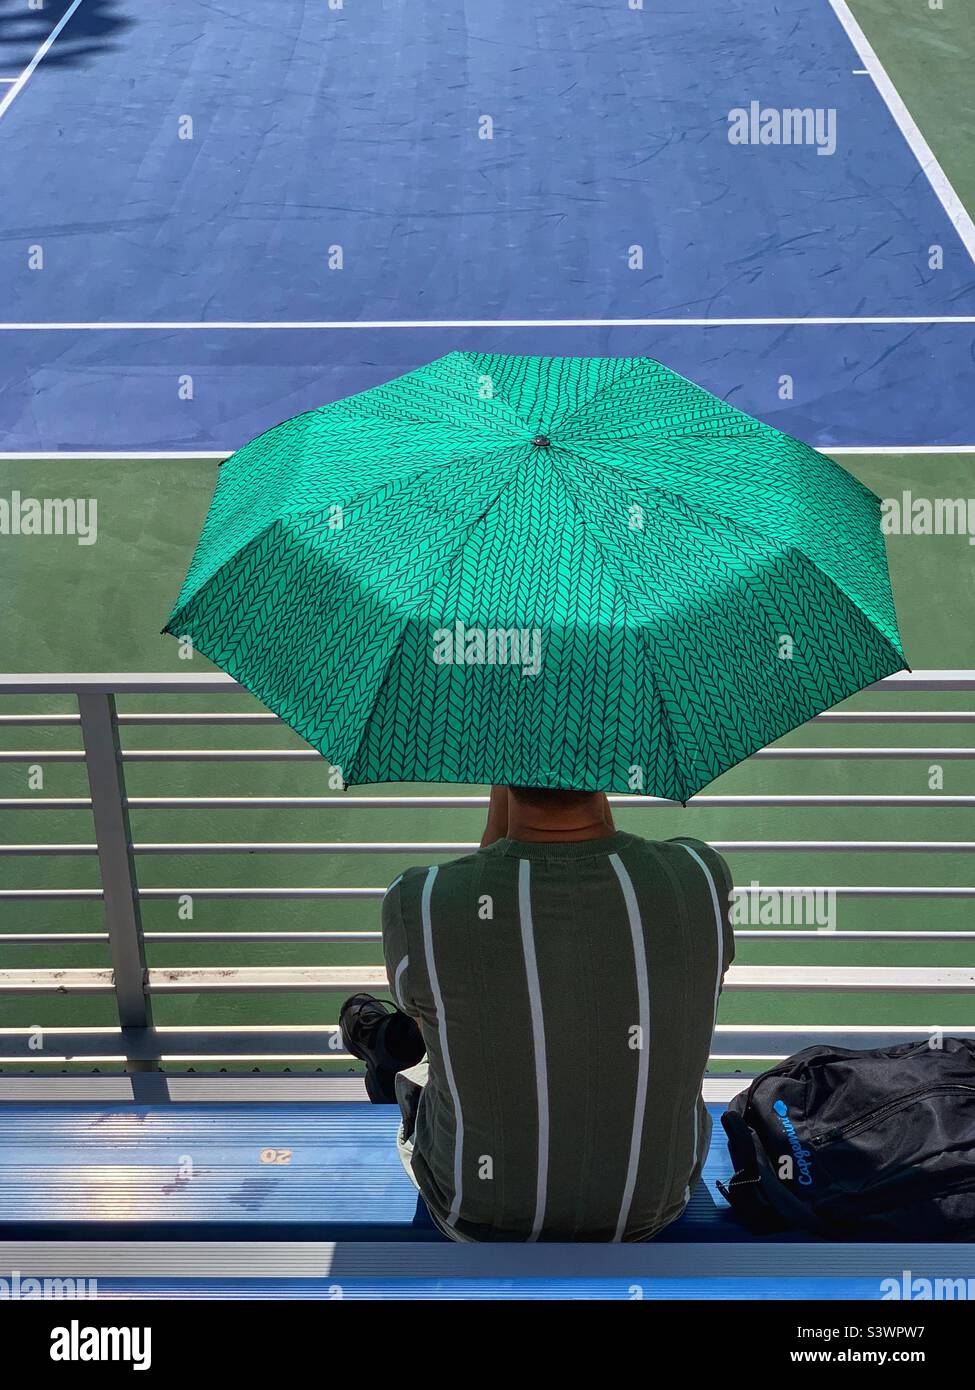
(1, 0, 974, 451)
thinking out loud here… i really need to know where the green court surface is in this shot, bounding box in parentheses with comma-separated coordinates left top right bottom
(0, 452, 972, 1068)
(849, 0, 975, 211)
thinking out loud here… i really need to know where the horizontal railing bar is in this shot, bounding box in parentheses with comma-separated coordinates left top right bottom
(0, 799, 93, 810)
(136, 885, 975, 900)
(125, 839, 975, 853)
(0, 714, 80, 726)
(117, 793, 975, 809)
(10, 1023, 946, 1038)
(0, 931, 385, 944)
(118, 717, 279, 728)
(2, 709, 970, 727)
(711, 1027, 967, 1041)
(0, 1055, 354, 1065)
(2, 965, 972, 995)
(5, 793, 975, 812)
(0, 713, 281, 726)
(1, 669, 970, 694)
(0, 1024, 968, 1064)
(0, 889, 104, 900)
(816, 711, 975, 722)
(139, 964, 975, 994)
(137, 885, 975, 899)
(0, 934, 112, 943)
(4, 884, 975, 901)
(732, 928, 975, 939)
(0, 673, 252, 695)
(6, 839, 971, 857)
(0, 1025, 343, 1035)
(2, 928, 972, 944)
(0, 844, 98, 855)
(144, 930, 381, 943)
(0, 969, 118, 991)
(714, 748, 975, 759)
(0, 1026, 354, 1063)
(5, 746, 975, 762)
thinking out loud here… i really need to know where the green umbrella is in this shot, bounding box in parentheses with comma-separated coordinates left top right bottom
(164, 352, 906, 800)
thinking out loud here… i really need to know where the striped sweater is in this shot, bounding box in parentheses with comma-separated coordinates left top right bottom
(382, 832, 734, 1242)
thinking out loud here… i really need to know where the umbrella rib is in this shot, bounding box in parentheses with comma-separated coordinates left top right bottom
(545, 447, 695, 802)
(546, 357, 654, 436)
(342, 449, 531, 783)
(552, 445, 907, 796)
(454, 350, 536, 434)
(173, 442, 528, 618)
(560, 446, 900, 642)
(274, 440, 529, 529)
(326, 396, 526, 443)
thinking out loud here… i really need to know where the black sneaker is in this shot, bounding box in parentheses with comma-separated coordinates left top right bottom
(339, 993, 423, 1103)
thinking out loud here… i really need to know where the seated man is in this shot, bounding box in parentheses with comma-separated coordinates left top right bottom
(340, 785, 733, 1243)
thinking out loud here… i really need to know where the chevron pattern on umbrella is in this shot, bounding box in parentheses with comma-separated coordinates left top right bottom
(164, 352, 905, 799)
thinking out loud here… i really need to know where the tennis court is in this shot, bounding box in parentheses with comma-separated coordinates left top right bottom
(0, 3, 974, 1310)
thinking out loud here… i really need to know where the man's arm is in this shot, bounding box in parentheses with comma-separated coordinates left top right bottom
(381, 875, 415, 1014)
(480, 784, 509, 847)
(670, 837, 736, 977)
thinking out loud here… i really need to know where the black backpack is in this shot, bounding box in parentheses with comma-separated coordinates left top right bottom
(718, 1037, 975, 1240)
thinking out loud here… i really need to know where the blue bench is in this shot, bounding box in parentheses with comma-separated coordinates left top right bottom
(3, 1097, 971, 1299)
(0, 1100, 755, 1240)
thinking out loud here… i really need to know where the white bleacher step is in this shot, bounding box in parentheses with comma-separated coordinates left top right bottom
(1, 964, 973, 994)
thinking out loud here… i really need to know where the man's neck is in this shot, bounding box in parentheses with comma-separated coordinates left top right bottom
(505, 800, 616, 843)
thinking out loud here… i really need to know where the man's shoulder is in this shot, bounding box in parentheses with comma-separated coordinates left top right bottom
(616, 832, 709, 857)
(384, 852, 486, 907)
(619, 834, 732, 880)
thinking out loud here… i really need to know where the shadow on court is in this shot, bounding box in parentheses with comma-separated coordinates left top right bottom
(0, 0, 131, 72)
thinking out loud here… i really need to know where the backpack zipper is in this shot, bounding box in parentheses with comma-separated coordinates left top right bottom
(810, 1084, 975, 1148)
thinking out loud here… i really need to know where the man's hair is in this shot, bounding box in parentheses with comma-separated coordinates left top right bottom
(508, 785, 596, 809)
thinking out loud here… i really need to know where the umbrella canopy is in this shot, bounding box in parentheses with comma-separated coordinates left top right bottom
(164, 352, 905, 799)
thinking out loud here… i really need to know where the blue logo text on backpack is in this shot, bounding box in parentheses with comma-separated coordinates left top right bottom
(718, 1038, 975, 1239)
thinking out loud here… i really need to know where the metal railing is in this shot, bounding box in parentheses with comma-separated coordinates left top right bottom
(1, 670, 973, 1083)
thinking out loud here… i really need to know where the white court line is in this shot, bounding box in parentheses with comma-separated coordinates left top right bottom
(828, 446, 975, 455)
(1, 447, 974, 460)
(0, 0, 86, 122)
(828, 0, 975, 267)
(0, 315, 974, 329)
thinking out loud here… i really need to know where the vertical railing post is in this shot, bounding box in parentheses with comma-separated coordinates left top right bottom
(78, 691, 156, 1068)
